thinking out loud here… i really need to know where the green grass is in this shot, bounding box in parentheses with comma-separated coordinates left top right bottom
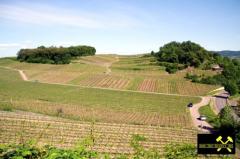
(0, 103, 13, 111)
(199, 104, 219, 127)
(126, 77, 144, 90)
(229, 93, 240, 100)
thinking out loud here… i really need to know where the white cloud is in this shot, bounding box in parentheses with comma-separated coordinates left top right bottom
(0, 3, 140, 29)
(0, 43, 22, 51)
(0, 41, 33, 50)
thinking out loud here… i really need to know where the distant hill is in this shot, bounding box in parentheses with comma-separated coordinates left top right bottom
(214, 50, 240, 58)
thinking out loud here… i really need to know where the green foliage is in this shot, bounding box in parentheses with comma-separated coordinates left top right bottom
(218, 107, 237, 131)
(185, 57, 240, 95)
(185, 73, 201, 83)
(198, 105, 240, 148)
(217, 107, 240, 146)
(0, 103, 13, 112)
(224, 81, 239, 96)
(158, 62, 186, 74)
(17, 45, 96, 64)
(156, 41, 212, 68)
(129, 134, 161, 159)
(164, 143, 197, 159)
(199, 104, 220, 127)
(0, 143, 99, 159)
(0, 135, 163, 159)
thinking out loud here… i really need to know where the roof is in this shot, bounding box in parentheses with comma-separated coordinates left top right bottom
(212, 64, 221, 69)
(229, 100, 238, 107)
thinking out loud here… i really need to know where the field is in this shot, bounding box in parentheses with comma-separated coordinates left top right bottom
(0, 67, 199, 127)
(0, 55, 221, 156)
(0, 111, 197, 154)
(0, 55, 219, 96)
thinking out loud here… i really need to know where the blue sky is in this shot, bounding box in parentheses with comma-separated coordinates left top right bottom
(0, 0, 240, 57)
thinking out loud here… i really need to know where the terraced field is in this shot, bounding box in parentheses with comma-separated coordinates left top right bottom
(0, 67, 199, 127)
(73, 74, 130, 89)
(0, 111, 197, 154)
(0, 55, 219, 96)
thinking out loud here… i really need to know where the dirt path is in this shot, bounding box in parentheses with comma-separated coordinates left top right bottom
(104, 56, 119, 74)
(0, 66, 28, 81)
(76, 56, 119, 75)
(18, 70, 28, 81)
(189, 96, 213, 132)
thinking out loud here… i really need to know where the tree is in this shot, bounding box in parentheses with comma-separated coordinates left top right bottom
(224, 81, 239, 96)
(218, 106, 240, 146)
(150, 51, 155, 56)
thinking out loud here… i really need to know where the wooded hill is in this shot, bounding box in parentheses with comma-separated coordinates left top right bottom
(154, 41, 240, 95)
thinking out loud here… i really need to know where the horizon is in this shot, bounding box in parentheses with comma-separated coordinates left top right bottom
(0, 0, 240, 57)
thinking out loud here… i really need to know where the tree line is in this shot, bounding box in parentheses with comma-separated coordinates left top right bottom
(17, 45, 96, 64)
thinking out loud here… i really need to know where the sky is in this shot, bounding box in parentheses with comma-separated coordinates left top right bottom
(0, 0, 240, 57)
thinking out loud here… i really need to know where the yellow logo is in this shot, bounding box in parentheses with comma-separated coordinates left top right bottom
(216, 136, 233, 152)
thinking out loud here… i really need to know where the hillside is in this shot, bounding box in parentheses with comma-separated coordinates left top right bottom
(0, 54, 239, 157)
(0, 56, 219, 96)
(214, 50, 240, 58)
(0, 55, 203, 155)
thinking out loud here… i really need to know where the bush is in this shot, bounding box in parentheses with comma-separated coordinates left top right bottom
(0, 143, 99, 159)
(164, 143, 197, 159)
(158, 62, 185, 74)
(0, 135, 164, 159)
(224, 81, 239, 96)
(218, 107, 240, 147)
(0, 103, 13, 112)
(185, 73, 201, 82)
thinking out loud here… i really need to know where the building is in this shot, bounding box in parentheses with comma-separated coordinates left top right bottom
(211, 64, 223, 71)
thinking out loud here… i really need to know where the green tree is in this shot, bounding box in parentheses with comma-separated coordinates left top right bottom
(224, 81, 239, 96)
(156, 41, 212, 70)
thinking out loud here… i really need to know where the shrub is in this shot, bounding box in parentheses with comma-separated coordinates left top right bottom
(164, 143, 197, 159)
(0, 103, 13, 112)
(224, 81, 239, 96)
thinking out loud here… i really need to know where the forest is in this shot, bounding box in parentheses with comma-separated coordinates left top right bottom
(17, 45, 96, 64)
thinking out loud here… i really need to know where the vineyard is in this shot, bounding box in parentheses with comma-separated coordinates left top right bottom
(0, 110, 197, 154)
(75, 74, 130, 89)
(136, 78, 218, 95)
(0, 100, 192, 127)
(0, 55, 219, 96)
(0, 55, 222, 156)
(0, 67, 200, 127)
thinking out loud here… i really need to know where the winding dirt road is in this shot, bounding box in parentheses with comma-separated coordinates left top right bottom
(189, 96, 213, 133)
